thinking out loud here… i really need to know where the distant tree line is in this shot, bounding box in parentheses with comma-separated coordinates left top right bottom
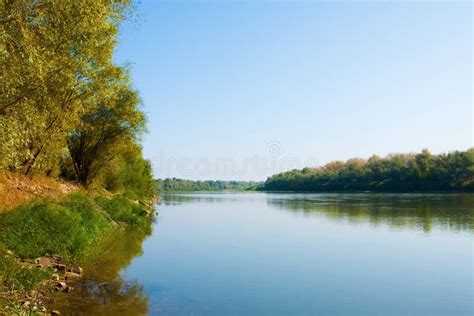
(0, 1, 155, 199)
(156, 178, 262, 192)
(262, 149, 474, 192)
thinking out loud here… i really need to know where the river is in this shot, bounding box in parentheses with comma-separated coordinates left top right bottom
(51, 192, 474, 315)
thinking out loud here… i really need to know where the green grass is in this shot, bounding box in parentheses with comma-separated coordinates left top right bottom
(0, 193, 151, 302)
(0, 192, 152, 297)
(0, 245, 51, 292)
(0, 195, 113, 262)
(0, 193, 152, 263)
(94, 195, 149, 226)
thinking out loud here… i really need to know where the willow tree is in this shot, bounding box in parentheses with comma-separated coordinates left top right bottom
(67, 74, 145, 188)
(0, 0, 131, 174)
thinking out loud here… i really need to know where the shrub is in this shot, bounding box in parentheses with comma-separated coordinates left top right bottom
(94, 195, 148, 226)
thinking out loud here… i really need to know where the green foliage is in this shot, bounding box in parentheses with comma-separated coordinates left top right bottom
(0, 194, 114, 262)
(0, 192, 151, 264)
(102, 146, 156, 200)
(0, 2, 155, 303)
(0, 1, 154, 196)
(0, 0, 132, 174)
(67, 75, 145, 188)
(0, 245, 50, 292)
(94, 195, 149, 226)
(263, 149, 474, 192)
(0, 192, 152, 302)
(155, 178, 262, 192)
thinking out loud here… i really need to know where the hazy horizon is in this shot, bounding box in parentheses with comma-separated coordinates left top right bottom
(114, 1, 472, 181)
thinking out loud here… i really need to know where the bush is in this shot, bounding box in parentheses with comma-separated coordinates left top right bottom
(94, 195, 148, 226)
(102, 149, 156, 201)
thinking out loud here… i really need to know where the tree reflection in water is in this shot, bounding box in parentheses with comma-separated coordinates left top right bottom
(266, 193, 474, 233)
(48, 227, 152, 315)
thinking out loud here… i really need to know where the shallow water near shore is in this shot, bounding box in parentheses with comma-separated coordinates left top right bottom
(51, 193, 473, 315)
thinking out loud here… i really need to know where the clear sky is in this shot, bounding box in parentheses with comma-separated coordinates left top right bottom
(114, 0, 472, 181)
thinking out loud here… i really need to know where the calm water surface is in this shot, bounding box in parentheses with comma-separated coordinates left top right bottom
(54, 193, 474, 315)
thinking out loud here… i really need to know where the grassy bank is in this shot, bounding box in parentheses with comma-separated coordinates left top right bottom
(0, 191, 154, 313)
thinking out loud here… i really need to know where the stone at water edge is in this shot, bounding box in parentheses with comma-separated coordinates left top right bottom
(56, 264, 66, 272)
(65, 271, 81, 280)
(55, 282, 67, 291)
(73, 266, 83, 275)
(36, 257, 53, 267)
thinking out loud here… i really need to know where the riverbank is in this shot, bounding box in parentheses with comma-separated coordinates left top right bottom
(0, 172, 79, 211)
(0, 173, 156, 315)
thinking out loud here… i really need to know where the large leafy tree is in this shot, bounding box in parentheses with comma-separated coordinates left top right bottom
(0, 0, 131, 174)
(67, 74, 145, 188)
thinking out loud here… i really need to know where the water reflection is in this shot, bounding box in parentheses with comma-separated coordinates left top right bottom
(162, 192, 474, 233)
(140, 192, 474, 314)
(159, 192, 252, 205)
(48, 193, 474, 315)
(49, 227, 152, 315)
(266, 193, 474, 233)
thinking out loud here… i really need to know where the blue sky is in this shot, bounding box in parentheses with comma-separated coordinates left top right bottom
(114, 1, 472, 180)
